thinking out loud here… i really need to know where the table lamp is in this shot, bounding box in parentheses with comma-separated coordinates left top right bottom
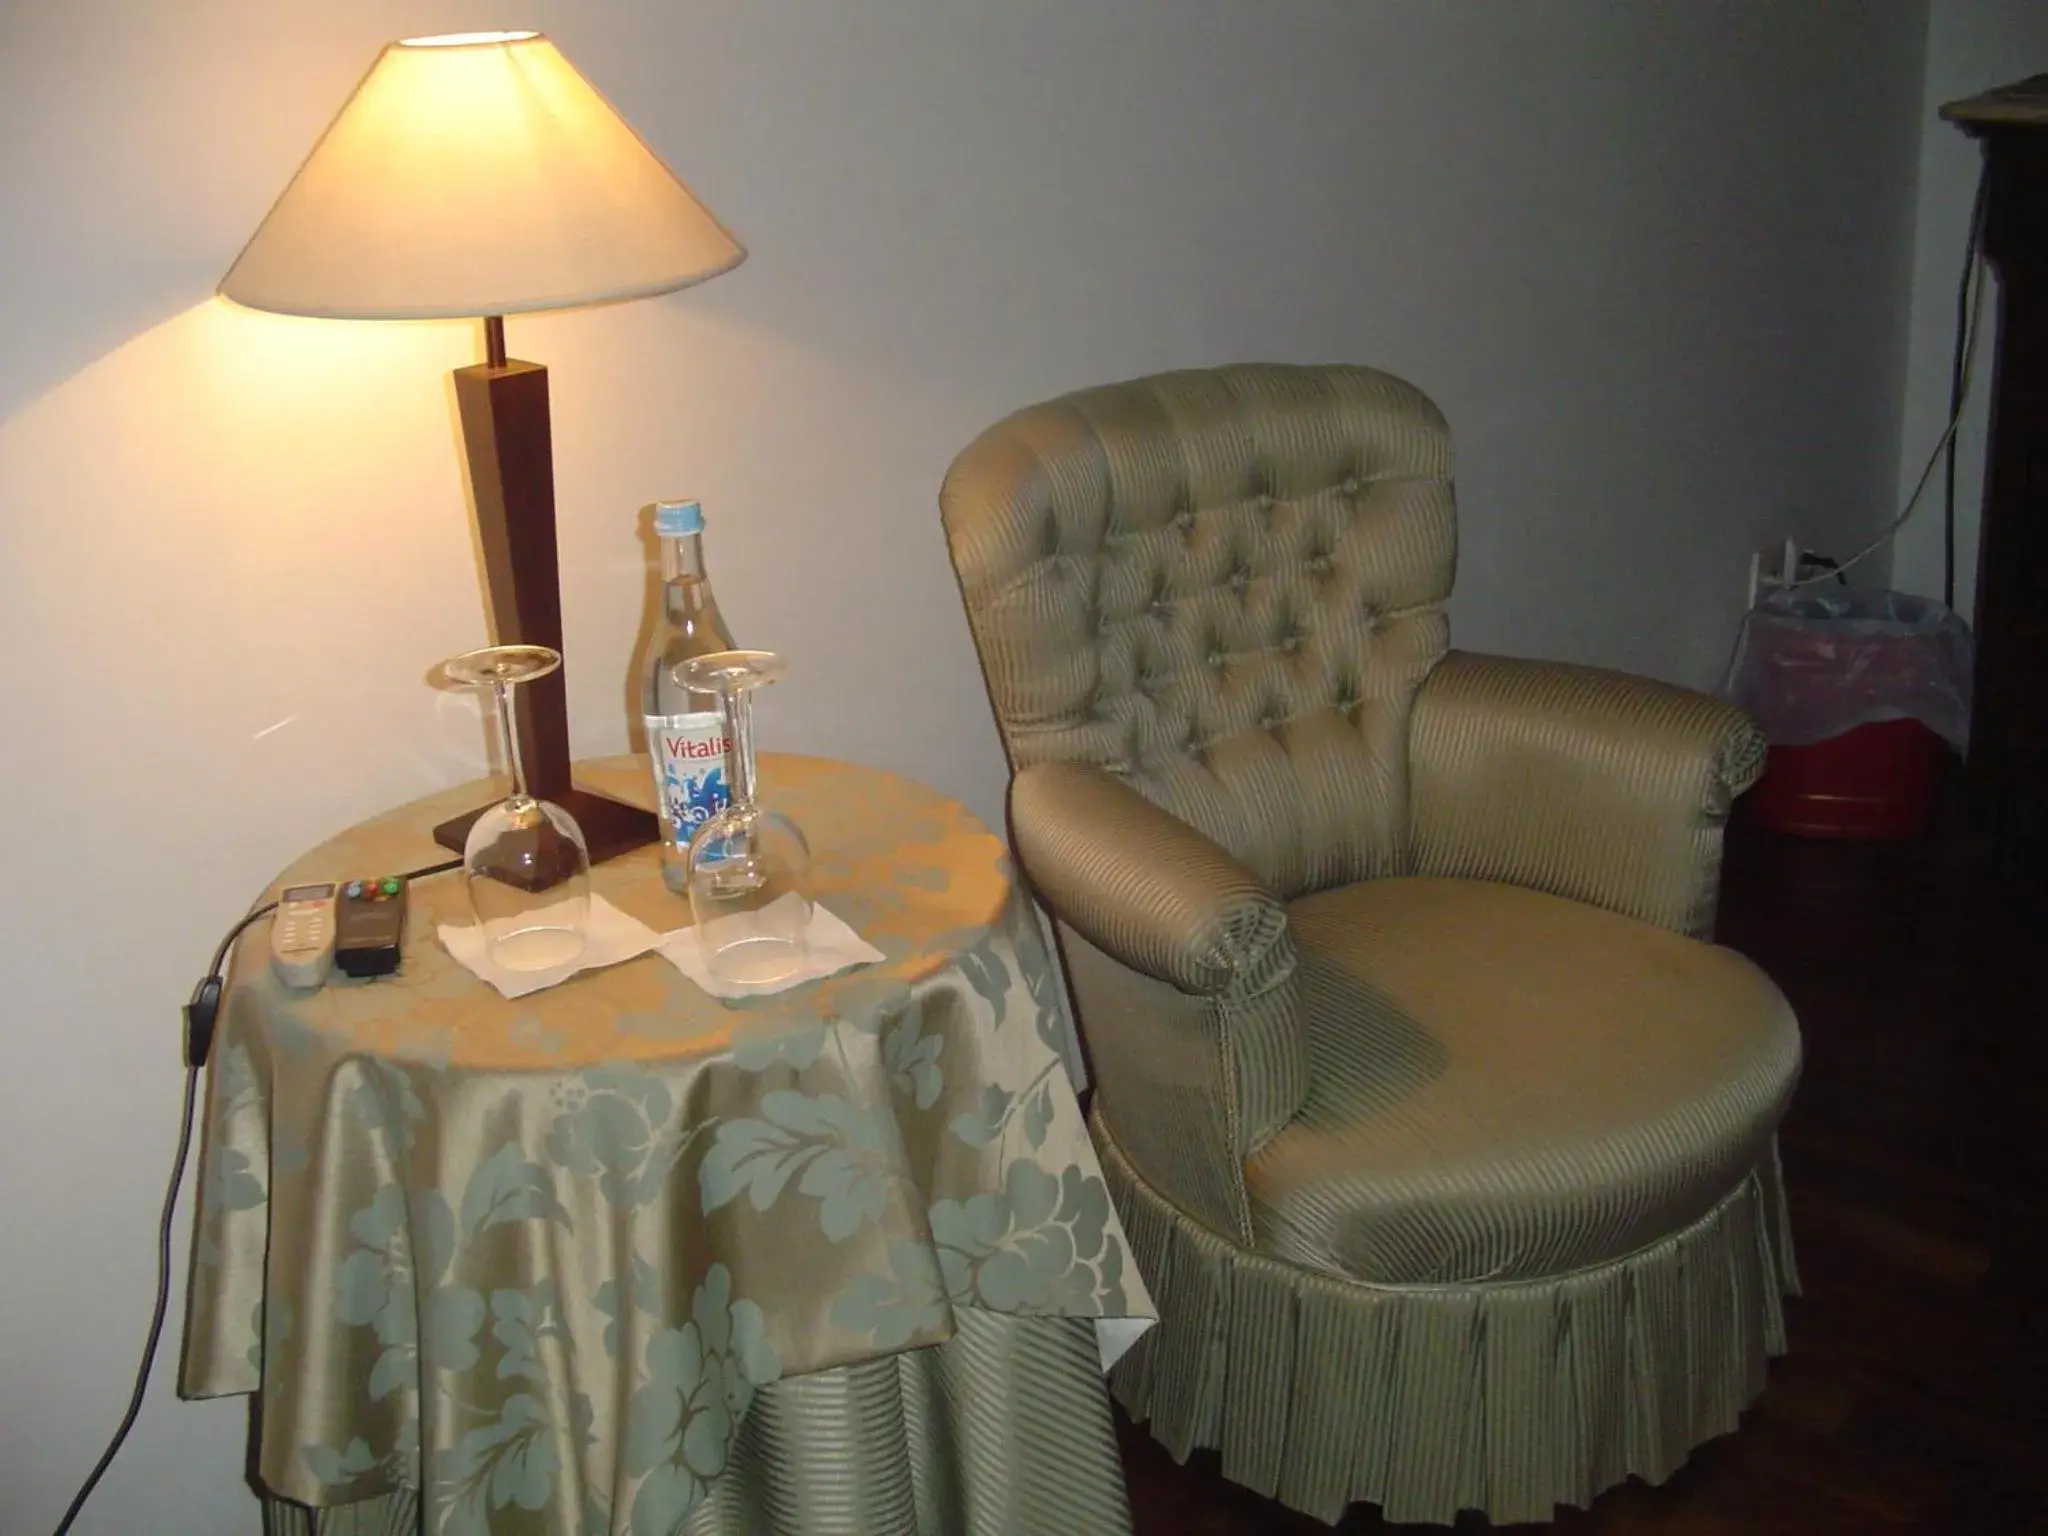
(220, 30, 743, 865)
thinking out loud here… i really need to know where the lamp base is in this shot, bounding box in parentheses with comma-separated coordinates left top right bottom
(450, 351, 664, 874)
(433, 788, 659, 887)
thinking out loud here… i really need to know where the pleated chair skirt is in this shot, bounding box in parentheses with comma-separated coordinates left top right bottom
(1096, 1113, 1800, 1526)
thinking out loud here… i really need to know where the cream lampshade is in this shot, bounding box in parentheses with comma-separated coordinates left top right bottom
(222, 30, 744, 870)
(223, 31, 742, 317)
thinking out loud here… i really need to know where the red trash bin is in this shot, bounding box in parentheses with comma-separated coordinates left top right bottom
(1746, 718, 1947, 840)
(1723, 590, 1971, 842)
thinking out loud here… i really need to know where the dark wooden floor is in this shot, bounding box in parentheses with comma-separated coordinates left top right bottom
(1117, 809, 2048, 1533)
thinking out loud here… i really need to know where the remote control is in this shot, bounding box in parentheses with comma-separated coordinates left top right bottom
(335, 876, 408, 979)
(270, 882, 337, 989)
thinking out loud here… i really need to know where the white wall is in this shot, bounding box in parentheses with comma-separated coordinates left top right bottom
(1890, 0, 2048, 616)
(0, 3, 1927, 1529)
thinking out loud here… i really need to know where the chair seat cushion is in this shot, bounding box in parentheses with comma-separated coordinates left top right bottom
(1245, 877, 1799, 1285)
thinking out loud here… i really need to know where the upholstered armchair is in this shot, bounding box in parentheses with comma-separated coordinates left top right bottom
(938, 365, 1800, 1526)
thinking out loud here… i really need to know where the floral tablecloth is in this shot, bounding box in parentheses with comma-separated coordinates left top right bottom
(181, 754, 1152, 1534)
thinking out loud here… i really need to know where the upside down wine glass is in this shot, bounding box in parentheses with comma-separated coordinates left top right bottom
(677, 650, 812, 986)
(443, 644, 591, 971)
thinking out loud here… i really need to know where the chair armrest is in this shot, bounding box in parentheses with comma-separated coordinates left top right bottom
(1011, 761, 1305, 1228)
(1009, 760, 1288, 996)
(1407, 651, 1766, 937)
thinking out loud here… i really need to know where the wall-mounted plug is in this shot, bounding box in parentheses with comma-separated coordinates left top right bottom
(1747, 537, 1801, 609)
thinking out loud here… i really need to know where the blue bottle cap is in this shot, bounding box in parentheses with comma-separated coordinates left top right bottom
(653, 499, 704, 537)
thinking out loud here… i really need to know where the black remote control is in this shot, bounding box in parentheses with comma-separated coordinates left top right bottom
(334, 876, 407, 978)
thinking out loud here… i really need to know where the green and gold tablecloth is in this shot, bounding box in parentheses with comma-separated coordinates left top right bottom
(181, 755, 1151, 1535)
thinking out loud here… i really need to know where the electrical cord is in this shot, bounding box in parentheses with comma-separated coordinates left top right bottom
(50, 1066, 198, 1536)
(1944, 155, 1991, 610)
(1785, 239, 1989, 595)
(51, 852, 461, 1536)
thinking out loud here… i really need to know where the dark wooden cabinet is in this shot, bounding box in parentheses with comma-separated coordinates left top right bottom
(1944, 79, 2048, 864)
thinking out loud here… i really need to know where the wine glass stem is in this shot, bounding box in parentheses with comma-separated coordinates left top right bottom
(722, 683, 757, 814)
(492, 679, 535, 810)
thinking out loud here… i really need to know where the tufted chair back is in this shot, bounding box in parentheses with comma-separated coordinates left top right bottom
(940, 364, 1456, 903)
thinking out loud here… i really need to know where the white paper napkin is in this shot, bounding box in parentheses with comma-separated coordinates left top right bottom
(438, 894, 666, 999)
(659, 894, 885, 999)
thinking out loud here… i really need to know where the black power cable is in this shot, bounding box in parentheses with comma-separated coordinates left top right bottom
(51, 854, 460, 1536)
(1784, 189, 1989, 597)
(49, 1067, 199, 1536)
(1945, 154, 1991, 612)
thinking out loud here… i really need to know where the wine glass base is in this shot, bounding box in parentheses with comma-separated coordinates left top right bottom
(489, 925, 588, 973)
(704, 935, 808, 988)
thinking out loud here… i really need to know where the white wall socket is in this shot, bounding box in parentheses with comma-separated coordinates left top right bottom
(1747, 537, 1801, 609)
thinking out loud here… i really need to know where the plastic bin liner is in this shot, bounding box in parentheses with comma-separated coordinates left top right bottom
(1720, 588, 1973, 752)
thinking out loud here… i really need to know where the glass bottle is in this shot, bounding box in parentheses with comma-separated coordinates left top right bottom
(639, 499, 738, 893)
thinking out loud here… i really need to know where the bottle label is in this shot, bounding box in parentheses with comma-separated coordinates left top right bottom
(645, 711, 731, 847)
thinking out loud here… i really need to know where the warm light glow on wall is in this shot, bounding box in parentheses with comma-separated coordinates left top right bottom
(194, 296, 477, 396)
(4, 300, 473, 556)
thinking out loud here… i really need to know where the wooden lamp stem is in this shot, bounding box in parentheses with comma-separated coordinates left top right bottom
(430, 317, 660, 865)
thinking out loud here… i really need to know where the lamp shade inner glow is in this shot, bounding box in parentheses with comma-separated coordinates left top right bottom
(400, 30, 541, 47)
(220, 32, 744, 319)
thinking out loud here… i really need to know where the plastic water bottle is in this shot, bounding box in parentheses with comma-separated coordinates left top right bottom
(640, 499, 737, 893)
